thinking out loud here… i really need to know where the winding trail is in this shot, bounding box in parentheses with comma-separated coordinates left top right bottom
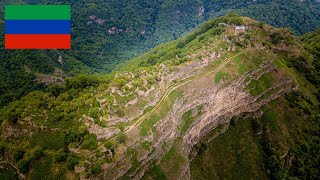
(110, 50, 251, 140)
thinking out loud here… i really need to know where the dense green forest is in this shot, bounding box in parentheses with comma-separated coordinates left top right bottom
(1, 0, 320, 107)
(204, 0, 320, 35)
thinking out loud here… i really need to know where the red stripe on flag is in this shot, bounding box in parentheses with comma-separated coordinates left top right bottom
(5, 34, 71, 49)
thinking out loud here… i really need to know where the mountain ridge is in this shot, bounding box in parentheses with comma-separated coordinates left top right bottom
(1, 14, 319, 179)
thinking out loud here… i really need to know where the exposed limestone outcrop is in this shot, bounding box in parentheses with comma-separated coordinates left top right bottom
(93, 57, 295, 179)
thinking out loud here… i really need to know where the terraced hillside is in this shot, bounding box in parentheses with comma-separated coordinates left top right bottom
(0, 15, 319, 179)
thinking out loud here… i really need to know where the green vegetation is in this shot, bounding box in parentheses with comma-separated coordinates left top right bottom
(0, 9, 320, 179)
(191, 91, 320, 179)
(81, 135, 98, 150)
(181, 106, 202, 133)
(143, 163, 167, 180)
(212, 0, 320, 35)
(300, 30, 320, 88)
(117, 132, 127, 144)
(215, 71, 231, 83)
(140, 90, 182, 136)
(191, 116, 267, 179)
(0, 164, 19, 180)
(189, 13, 320, 180)
(140, 141, 152, 150)
(246, 73, 274, 96)
(1, 0, 320, 109)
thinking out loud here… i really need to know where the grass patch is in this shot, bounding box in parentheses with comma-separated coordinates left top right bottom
(159, 142, 186, 178)
(143, 106, 155, 114)
(246, 73, 273, 96)
(0, 163, 19, 180)
(143, 163, 167, 180)
(29, 131, 65, 150)
(214, 71, 231, 83)
(140, 90, 182, 136)
(140, 141, 152, 150)
(190, 118, 267, 179)
(232, 50, 269, 75)
(180, 106, 202, 133)
(140, 114, 160, 136)
(261, 109, 280, 131)
(30, 155, 68, 180)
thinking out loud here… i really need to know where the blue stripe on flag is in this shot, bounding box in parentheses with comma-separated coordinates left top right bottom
(5, 20, 71, 34)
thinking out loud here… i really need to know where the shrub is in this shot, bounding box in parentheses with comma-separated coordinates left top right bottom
(211, 27, 225, 36)
(271, 32, 284, 44)
(115, 107, 125, 117)
(81, 136, 98, 150)
(6, 109, 21, 124)
(17, 159, 30, 173)
(65, 75, 100, 90)
(104, 140, 115, 150)
(176, 41, 186, 49)
(197, 143, 208, 155)
(78, 125, 87, 135)
(85, 163, 102, 178)
(48, 84, 65, 97)
(251, 120, 261, 133)
(63, 128, 81, 145)
(13, 147, 25, 162)
(54, 149, 67, 162)
(230, 117, 238, 127)
(66, 154, 79, 170)
(91, 164, 102, 174)
(118, 122, 126, 131)
(89, 107, 101, 119)
(117, 132, 126, 144)
(33, 145, 44, 159)
(0, 143, 4, 154)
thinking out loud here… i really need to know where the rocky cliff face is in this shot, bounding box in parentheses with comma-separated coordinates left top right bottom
(77, 18, 301, 179)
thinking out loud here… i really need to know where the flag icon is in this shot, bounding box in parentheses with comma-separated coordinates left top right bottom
(5, 5, 71, 49)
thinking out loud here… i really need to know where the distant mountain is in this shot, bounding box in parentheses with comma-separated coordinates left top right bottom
(1, 14, 319, 179)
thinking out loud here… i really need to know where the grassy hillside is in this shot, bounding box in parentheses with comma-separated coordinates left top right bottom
(191, 93, 320, 179)
(191, 25, 320, 179)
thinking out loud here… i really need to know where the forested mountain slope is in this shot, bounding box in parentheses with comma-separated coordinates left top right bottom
(1, 0, 320, 108)
(0, 14, 319, 179)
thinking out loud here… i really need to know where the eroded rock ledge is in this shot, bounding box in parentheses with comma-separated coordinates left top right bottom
(97, 58, 296, 180)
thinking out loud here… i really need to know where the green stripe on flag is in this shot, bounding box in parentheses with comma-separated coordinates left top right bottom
(5, 5, 70, 20)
